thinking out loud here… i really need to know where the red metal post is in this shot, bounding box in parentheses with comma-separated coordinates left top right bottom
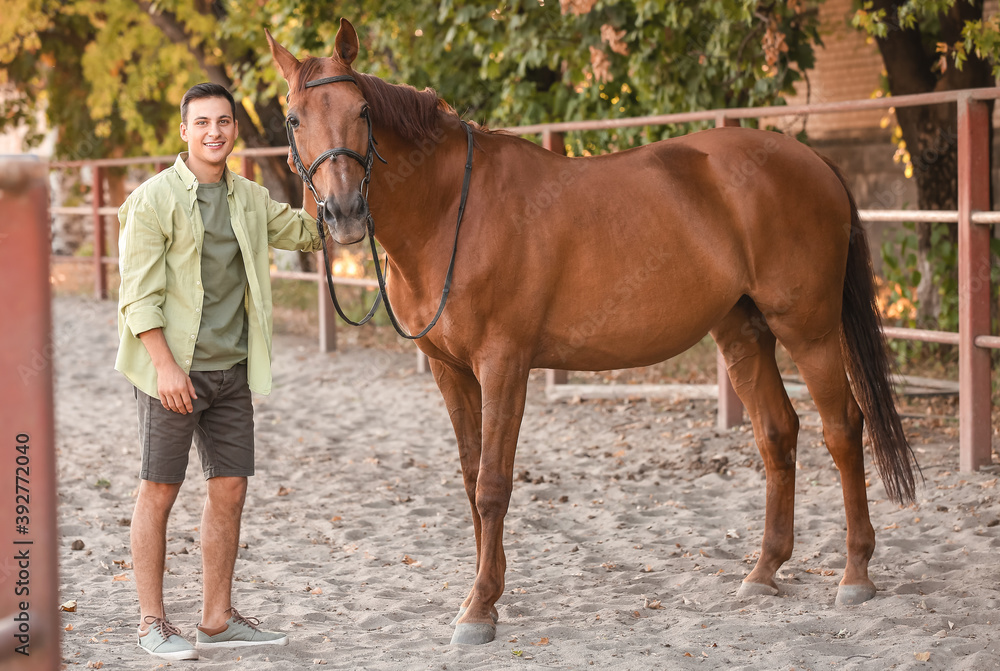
(715, 116, 745, 429)
(317, 249, 338, 354)
(542, 129, 570, 388)
(305, 194, 337, 353)
(92, 165, 107, 299)
(957, 94, 992, 472)
(241, 156, 255, 182)
(0, 159, 61, 670)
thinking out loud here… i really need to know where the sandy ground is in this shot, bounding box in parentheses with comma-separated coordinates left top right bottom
(53, 295, 1000, 670)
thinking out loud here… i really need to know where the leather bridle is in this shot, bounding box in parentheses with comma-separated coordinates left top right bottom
(285, 74, 473, 339)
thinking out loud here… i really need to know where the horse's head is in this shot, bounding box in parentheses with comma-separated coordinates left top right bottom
(267, 19, 374, 245)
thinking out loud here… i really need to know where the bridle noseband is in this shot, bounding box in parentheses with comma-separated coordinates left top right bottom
(285, 74, 474, 339)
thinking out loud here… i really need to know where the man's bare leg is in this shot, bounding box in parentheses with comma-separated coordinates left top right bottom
(197, 476, 247, 633)
(132, 480, 183, 626)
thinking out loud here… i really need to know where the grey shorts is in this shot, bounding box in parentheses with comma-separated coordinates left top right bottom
(135, 364, 254, 483)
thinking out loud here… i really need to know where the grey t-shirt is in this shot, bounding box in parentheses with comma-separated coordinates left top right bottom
(191, 179, 249, 371)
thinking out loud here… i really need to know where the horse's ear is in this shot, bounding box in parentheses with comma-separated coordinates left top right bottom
(333, 18, 359, 66)
(265, 29, 300, 82)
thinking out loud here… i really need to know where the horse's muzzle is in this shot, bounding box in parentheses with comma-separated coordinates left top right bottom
(321, 192, 369, 245)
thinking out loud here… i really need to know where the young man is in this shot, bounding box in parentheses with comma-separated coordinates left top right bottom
(115, 82, 322, 660)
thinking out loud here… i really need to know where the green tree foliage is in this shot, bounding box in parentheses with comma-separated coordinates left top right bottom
(327, 0, 821, 154)
(0, 0, 199, 160)
(3, 0, 822, 162)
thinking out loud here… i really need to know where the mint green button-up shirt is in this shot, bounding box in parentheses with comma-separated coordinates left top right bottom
(115, 153, 322, 398)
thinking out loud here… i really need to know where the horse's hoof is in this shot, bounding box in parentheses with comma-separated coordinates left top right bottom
(737, 581, 779, 599)
(450, 606, 499, 626)
(450, 622, 496, 645)
(836, 583, 876, 606)
(449, 608, 465, 626)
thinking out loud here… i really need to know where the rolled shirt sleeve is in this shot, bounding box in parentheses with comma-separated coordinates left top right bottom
(118, 197, 168, 337)
(263, 188, 323, 252)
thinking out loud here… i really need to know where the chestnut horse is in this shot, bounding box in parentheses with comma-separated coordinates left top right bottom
(267, 20, 917, 645)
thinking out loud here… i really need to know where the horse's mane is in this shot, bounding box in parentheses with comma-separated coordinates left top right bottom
(355, 72, 457, 141)
(294, 57, 498, 142)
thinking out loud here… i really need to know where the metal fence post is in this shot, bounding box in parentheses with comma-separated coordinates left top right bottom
(957, 93, 992, 472)
(715, 116, 745, 429)
(241, 156, 255, 182)
(317, 250, 338, 354)
(92, 165, 107, 300)
(306, 193, 338, 354)
(0, 159, 61, 670)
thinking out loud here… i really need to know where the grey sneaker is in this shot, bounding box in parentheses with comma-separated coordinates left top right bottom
(137, 616, 198, 660)
(195, 608, 288, 649)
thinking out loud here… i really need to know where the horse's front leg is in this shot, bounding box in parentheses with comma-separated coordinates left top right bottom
(450, 361, 530, 645)
(428, 360, 499, 627)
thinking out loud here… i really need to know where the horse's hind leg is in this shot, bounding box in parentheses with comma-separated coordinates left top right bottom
(771, 325, 876, 605)
(711, 298, 800, 597)
(428, 360, 498, 627)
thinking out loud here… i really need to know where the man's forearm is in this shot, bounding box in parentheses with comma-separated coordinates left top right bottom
(137, 328, 179, 371)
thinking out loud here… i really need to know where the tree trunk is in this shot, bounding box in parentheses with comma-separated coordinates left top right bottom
(870, 0, 994, 328)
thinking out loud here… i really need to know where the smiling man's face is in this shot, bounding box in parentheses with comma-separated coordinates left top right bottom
(180, 96, 238, 180)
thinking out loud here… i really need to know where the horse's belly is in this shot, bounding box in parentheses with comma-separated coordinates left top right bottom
(531, 294, 731, 371)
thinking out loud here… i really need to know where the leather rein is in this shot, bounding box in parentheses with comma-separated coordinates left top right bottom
(285, 74, 473, 340)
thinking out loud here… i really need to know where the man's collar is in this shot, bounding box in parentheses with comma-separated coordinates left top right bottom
(175, 152, 234, 195)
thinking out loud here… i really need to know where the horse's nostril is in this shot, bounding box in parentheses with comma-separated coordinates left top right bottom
(322, 198, 341, 224)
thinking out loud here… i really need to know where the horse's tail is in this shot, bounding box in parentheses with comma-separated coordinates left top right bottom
(823, 156, 919, 505)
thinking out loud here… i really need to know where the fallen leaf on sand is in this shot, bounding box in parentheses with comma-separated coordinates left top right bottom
(310, 588, 323, 595)
(65, 625, 74, 631)
(531, 637, 549, 646)
(86, 663, 103, 669)
(644, 598, 664, 610)
(684, 652, 693, 657)
(402, 555, 421, 566)
(914, 651, 931, 662)
(60, 600, 77, 612)
(112, 574, 129, 582)
(601, 562, 617, 570)
(330, 516, 342, 522)
(277, 486, 291, 496)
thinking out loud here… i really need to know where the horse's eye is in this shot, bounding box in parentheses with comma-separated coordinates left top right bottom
(287, 115, 300, 128)
(360, 107, 369, 119)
